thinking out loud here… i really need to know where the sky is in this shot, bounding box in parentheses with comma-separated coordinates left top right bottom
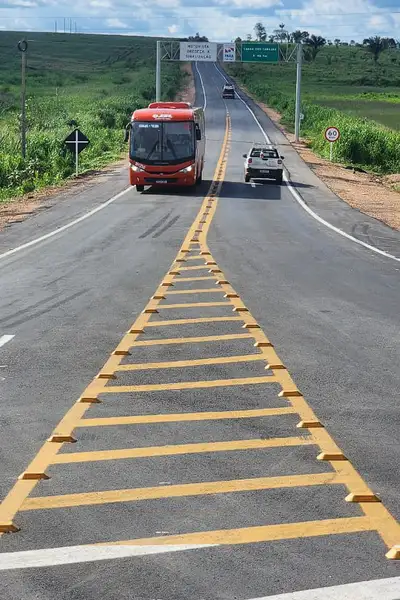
(0, 0, 399, 42)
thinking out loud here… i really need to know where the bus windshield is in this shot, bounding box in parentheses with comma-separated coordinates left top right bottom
(130, 121, 195, 165)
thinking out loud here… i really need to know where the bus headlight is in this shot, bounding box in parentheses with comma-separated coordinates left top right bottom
(179, 165, 194, 173)
(131, 164, 145, 172)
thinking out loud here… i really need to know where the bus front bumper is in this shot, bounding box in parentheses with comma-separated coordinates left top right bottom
(130, 172, 196, 187)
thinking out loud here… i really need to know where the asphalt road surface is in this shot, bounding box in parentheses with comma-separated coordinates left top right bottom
(0, 62, 399, 599)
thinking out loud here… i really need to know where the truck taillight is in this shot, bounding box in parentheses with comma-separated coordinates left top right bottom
(248, 158, 252, 164)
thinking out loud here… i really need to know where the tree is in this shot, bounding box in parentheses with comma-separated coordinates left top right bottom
(235, 37, 242, 44)
(291, 30, 309, 43)
(188, 32, 209, 42)
(383, 37, 397, 49)
(363, 36, 387, 63)
(334, 38, 341, 47)
(254, 22, 266, 42)
(273, 23, 288, 42)
(246, 33, 252, 41)
(305, 34, 326, 60)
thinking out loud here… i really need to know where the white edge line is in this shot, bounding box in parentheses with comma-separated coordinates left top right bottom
(0, 334, 15, 348)
(0, 543, 217, 571)
(213, 63, 400, 264)
(0, 65, 209, 263)
(0, 186, 131, 261)
(248, 576, 400, 600)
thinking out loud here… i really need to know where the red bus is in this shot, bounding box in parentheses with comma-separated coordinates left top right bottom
(126, 102, 205, 192)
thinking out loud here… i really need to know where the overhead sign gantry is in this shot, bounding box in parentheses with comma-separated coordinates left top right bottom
(156, 40, 303, 141)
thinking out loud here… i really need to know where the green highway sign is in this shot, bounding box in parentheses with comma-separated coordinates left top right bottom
(241, 42, 279, 63)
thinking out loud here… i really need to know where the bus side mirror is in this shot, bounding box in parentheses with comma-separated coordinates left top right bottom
(124, 123, 131, 143)
(195, 127, 201, 141)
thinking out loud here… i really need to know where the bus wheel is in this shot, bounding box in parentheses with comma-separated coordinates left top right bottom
(136, 185, 144, 192)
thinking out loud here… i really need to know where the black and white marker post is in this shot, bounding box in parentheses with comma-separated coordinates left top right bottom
(63, 128, 90, 176)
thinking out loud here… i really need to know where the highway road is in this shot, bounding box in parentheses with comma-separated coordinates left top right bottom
(0, 61, 399, 599)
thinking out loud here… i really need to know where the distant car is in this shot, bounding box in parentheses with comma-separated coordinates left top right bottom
(243, 144, 284, 184)
(222, 84, 235, 99)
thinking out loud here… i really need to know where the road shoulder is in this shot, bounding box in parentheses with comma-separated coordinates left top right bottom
(230, 78, 400, 260)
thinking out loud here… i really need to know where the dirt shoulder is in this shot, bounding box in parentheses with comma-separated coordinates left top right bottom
(242, 86, 400, 232)
(0, 65, 196, 232)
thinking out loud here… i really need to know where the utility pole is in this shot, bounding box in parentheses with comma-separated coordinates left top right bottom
(156, 40, 161, 101)
(294, 42, 302, 143)
(55, 20, 57, 33)
(18, 39, 28, 159)
(64, 17, 66, 33)
(70, 18, 72, 34)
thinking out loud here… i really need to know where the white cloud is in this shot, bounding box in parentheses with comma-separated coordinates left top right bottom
(213, 0, 281, 8)
(89, 0, 113, 8)
(105, 18, 129, 28)
(6, 0, 38, 6)
(0, 0, 398, 41)
(277, 0, 398, 40)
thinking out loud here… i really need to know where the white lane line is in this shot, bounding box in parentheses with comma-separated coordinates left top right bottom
(0, 543, 217, 571)
(249, 576, 400, 599)
(0, 187, 131, 262)
(0, 66, 209, 264)
(213, 63, 400, 264)
(195, 62, 207, 112)
(0, 335, 14, 348)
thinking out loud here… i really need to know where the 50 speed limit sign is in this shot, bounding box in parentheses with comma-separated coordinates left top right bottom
(325, 126, 340, 143)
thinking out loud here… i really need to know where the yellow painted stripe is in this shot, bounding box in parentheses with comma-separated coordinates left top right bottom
(175, 277, 217, 282)
(180, 255, 205, 261)
(98, 517, 373, 547)
(0, 114, 232, 537)
(132, 333, 253, 347)
(22, 473, 343, 511)
(164, 289, 225, 295)
(145, 317, 242, 327)
(115, 354, 265, 371)
(78, 407, 296, 427)
(102, 376, 277, 394)
(178, 266, 212, 271)
(157, 302, 229, 309)
(52, 437, 313, 464)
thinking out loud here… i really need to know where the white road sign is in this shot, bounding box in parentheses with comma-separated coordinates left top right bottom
(179, 42, 217, 62)
(223, 43, 236, 62)
(325, 126, 340, 143)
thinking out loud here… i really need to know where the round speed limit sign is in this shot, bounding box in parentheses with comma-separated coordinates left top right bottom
(325, 126, 340, 143)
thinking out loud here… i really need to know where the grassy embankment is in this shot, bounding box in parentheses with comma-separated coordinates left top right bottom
(0, 32, 184, 201)
(227, 45, 400, 173)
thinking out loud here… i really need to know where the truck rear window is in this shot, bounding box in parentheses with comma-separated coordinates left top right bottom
(251, 149, 278, 158)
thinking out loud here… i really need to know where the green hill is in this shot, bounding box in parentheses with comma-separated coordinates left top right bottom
(228, 45, 400, 172)
(0, 32, 184, 200)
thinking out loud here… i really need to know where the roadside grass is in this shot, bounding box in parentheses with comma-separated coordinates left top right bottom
(227, 45, 400, 172)
(0, 32, 184, 201)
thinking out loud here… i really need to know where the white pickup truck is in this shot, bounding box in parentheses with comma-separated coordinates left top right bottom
(243, 144, 284, 185)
